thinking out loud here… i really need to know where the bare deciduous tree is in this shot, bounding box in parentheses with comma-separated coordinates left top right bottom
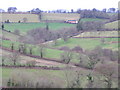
(94, 63, 118, 88)
(18, 44, 27, 54)
(23, 17, 28, 23)
(61, 51, 72, 64)
(39, 44, 45, 58)
(10, 52, 20, 65)
(64, 69, 82, 88)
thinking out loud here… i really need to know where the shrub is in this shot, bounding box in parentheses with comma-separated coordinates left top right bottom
(26, 61, 36, 67)
(72, 46, 83, 53)
(14, 30, 20, 35)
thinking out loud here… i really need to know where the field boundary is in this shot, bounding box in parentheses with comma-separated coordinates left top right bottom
(1, 46, 92, 70)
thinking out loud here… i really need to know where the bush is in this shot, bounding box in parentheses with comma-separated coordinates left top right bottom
(59, 46, 70, 51)
(14, 30, 20, 35)
(72, 46, 83, 53)
(26, 61, 36, 67)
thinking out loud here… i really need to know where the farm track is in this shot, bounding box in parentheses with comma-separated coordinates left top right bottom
(0, 65, 63, 70)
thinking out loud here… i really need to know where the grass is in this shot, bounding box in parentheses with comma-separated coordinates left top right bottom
(1, 13, 80, 23)
(2, 66, 118, 88)
(54, 38, 101, 50)
(74, 31, 118, 37)
(4, 23, 76, 35)
(1, 13, 40, 22)
(2, 67, 91, 88)
(52, 38, 118, 51)
(0, 30, 20, 41)
(1, 40, 63, 60)
(104, 20, 119, 29)
(1, 48, 66, 68)
(41, 13, 80, 20)
(81, 18, 108, 22)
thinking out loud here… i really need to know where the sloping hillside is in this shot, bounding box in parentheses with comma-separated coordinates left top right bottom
(0, 30, 20, 41)
(1, 13, 40, 22)
(41, 13, 80, 20)
(104, 20, 119, 29)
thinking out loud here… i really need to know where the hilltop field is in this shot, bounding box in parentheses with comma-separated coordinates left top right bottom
(1, 13, 80, 23)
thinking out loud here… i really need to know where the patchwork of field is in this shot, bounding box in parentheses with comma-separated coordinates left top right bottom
(1, 13, 40, 22)
(1, 13, 80, 23)
(4, 23, 76, 35)
(1, 12, 119, 88)
(41, 13, 80, 20)
(1, 36, 118, 64)
(104, 20, 120, 29)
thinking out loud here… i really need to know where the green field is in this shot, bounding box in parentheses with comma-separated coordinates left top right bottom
(51, 38, 118, 51)
(0, 30, 20, 41)
(1, 11, 119, 88)
(4, 23, 76, 35)
(1, 40, 63, 60)
(81, 18, 108, 22)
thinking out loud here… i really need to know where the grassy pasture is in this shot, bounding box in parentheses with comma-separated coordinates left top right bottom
(1, 40, 63, 60)
(51, 38, 118, 51)
(74, 31, 118, 37)
(41, 13, 80, 20)
(4, 23, 76, 35)
(2, 67, 91, 88)
(2, 62, 118, 88)
(1, 13, 40, 22)
(104, 20, 119, 29)
(81, 18, 108, 22)
(1, 49, 66, 68)
(0, 30, 20, 41)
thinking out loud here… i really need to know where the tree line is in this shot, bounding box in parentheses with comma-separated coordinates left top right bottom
(0, 7, 119, 14)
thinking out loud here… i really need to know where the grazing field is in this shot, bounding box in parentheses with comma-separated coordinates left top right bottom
(4, 23, 76, 35)
(1, 40, 63, 60)
(2, 67, 92, 88)
(74, 31, 119, 37)
(0, 30, 20, 41)
(50, 38, 118, 51)
(41, 13, 80, 20)
(1, 13, 40, 22)
(80, 18, 108, 22)
(104, 20, 119, 29)
(2, 61, 118, 88)
(1, 49, 66, 68)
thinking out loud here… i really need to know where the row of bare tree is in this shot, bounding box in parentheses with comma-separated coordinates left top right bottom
(20, 27, 78, 44)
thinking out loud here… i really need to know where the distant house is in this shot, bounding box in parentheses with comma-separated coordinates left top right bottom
(65, 20, 78, 24)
